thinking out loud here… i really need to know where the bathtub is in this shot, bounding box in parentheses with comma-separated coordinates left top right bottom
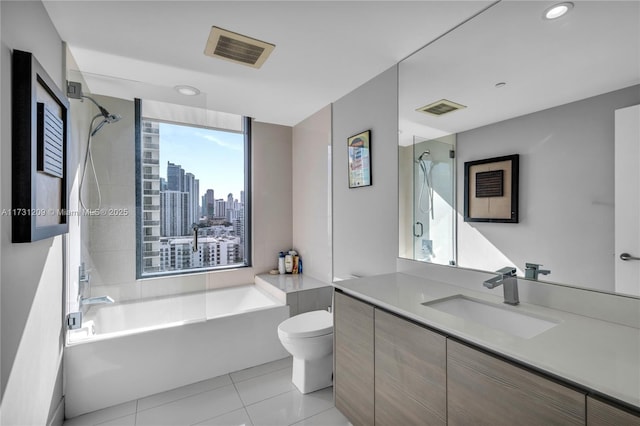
(64, 285, 290, 418)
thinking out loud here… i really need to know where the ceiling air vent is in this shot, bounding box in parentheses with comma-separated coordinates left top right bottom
(204, 26, 275, 69)
(416, 99, 467, 117)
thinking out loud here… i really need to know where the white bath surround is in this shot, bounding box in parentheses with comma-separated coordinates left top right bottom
(64, 285, 289, 418)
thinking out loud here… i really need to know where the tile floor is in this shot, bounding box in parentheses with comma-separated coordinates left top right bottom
(63, 357, 352, 426)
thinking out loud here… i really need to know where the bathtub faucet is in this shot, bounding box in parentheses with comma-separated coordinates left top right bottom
(80, 295, 115, 306)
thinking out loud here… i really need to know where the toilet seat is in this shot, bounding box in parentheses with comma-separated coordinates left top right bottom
(278, 310, 333, 339)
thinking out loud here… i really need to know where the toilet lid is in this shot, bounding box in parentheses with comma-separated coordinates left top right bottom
(278, 310, 333, 339)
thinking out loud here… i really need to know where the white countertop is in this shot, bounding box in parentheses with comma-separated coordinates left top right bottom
(256, 273, 331, 293)
(333, 272, 640, 410)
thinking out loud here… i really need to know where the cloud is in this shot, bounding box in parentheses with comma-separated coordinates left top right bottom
(195, 132, 242, 151)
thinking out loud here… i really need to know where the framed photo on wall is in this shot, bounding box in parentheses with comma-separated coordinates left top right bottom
(12, 50, 70, 242)
(464, 154, 519, 223)
(347, 130, 371, 188)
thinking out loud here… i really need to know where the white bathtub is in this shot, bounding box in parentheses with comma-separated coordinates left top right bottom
(64, 285, 290, 418)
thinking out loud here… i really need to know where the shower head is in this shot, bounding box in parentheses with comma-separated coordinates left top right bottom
(105, 113, 122, 124)
(82, 95, 118, 120)
(90, 114, 122, 137)
(416, 150, 430, 162)
(83, 95, 122, 137)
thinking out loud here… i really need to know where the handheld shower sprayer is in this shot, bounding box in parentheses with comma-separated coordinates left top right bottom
(82, 95, 122, 136)
(416, 150, 430, 162)
(75, 93, 122, 210)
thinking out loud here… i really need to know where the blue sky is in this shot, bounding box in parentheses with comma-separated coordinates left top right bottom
(158, 122, 244, 201)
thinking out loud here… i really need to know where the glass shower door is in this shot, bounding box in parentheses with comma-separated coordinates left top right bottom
(412, 135, 456, 265)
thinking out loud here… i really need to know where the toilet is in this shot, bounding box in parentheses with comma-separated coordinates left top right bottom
(277, 310, 333, 394)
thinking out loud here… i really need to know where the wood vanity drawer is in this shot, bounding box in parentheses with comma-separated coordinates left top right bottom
(447, 339, 585, 425)
(334, 291, 374, 426)
(375, 308, 447, 426)
(587, 396, 640, 425)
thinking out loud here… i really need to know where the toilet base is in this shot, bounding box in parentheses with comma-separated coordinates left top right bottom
(291, 353, 333, 394)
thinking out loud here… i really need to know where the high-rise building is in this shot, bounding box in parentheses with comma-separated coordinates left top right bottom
(204, 189, 215, 219)
(141, 120, 161, 272)
(214, 199, 226, 218)
(160, 191, 189, 236)
(167, 162, 185, 192)
(194, 179, 200, 221)
(184, 173, 199, 226)
(226, 193, 236, 222)
(234, 208, 245, 261)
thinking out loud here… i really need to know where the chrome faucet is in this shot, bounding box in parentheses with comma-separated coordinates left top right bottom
(524, 263, 550, 280)
(483, 267, 519, 305)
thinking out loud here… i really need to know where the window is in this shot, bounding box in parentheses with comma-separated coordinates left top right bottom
(135, 99, 251, 277)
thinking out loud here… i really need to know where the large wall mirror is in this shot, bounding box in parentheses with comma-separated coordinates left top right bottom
(398, 1, 640, 297)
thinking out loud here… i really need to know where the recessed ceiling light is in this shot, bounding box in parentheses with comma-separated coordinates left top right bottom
(175, 85, 200, 96)
(543, 2, 574, 20)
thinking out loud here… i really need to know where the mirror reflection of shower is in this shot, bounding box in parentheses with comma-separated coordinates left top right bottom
(416, 150, 435, 220)
(412, 135, 456, 265)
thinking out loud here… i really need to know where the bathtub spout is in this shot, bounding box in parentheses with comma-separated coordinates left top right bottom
(80, 295, 114, 306)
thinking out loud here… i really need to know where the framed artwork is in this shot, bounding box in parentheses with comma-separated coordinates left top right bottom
(12, 50, 69, 242)
(464, 154, 519, 223)
(347, 130, 371, 188)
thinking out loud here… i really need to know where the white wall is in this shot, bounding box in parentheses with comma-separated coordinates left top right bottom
(252, 121, 293, 274)
(457, 85, 640, 292)
(332, 66, 398, 280)
(0, 1, 65, 425)
(398, 145, 413, 259)
(292, 105, 332, 283)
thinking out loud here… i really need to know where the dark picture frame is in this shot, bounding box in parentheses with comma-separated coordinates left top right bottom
(12, 50, 69, 242)
(464, 154, 519, 223)
(347, 130, 372, 188)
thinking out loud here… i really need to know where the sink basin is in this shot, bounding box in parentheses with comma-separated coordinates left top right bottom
(422, 295, 559, 339)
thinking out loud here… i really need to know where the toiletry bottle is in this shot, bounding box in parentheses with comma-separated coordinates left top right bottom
(285, 252, 293, 273)
(278, 252, 286, 275)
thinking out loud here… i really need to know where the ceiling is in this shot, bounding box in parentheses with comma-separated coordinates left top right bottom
(398, 1, 640, 144)
(42, 1, 495, 126)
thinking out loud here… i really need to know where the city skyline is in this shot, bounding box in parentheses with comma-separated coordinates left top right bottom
(141, 120, 246, 275)
(162, 161, 242, 211)
(161, 161, 243, 223)
(158, 121, 244, 200)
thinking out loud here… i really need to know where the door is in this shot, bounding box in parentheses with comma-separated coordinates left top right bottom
(412, 135, 456, 265)
(615, 104, 640, 296)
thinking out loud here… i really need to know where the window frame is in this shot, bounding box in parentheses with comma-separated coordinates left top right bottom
(134, 98, 252, 279)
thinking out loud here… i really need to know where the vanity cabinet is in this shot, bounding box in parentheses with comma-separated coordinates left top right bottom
(447, 340, 585, 425)
(375, 309, 447, 426)
(587, 396, 640, 425)
(333, 290, 640, 425)
(333, 291, 374, 426)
